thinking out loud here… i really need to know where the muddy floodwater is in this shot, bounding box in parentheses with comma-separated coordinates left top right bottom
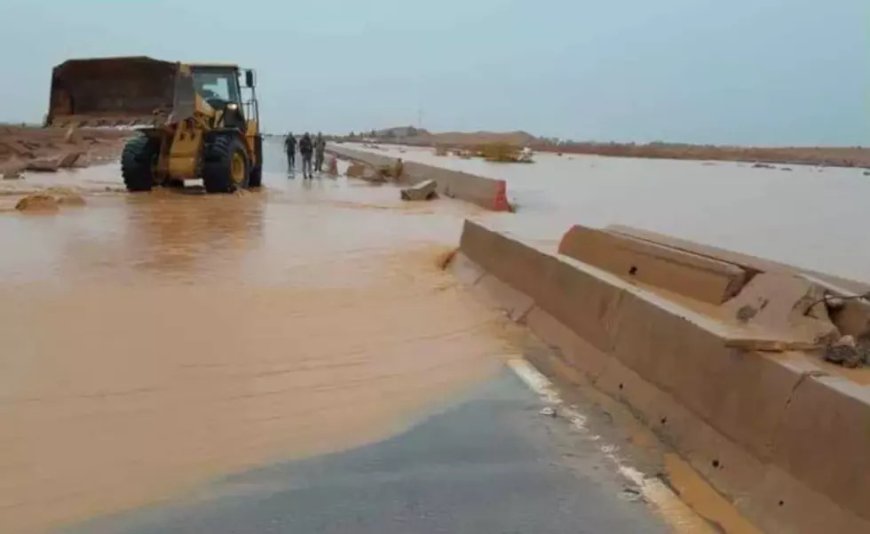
(357, 144, 870, 283)
(0, 141, 518, 532)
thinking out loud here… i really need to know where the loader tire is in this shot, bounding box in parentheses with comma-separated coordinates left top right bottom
(121, 136, 159, 192)
(248, 166, 262, 188)
(203, 136, 249, 194)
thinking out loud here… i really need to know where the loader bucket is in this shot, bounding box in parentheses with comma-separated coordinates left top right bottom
(46, 57, 193, 128)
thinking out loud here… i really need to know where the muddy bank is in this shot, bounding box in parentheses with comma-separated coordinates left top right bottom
(0, 125, 128, 175)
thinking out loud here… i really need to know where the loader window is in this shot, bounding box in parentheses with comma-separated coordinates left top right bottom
(192, 70, 241, 105)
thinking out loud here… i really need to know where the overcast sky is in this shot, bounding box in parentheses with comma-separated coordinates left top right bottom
(1, 0, 866, 145)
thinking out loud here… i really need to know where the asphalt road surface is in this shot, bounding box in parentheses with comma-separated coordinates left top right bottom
(67, 368, 669, 534)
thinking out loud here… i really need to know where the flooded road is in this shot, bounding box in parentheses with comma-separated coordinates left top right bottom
(0, 140, 517, 532)
(355, 143, 870, 283)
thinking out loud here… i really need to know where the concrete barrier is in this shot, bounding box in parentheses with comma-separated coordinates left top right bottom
(558, 224, 749, 304)
(608, 224, 870, 296)
(328, 145, 510, 211)
(450, 219, 870, 533)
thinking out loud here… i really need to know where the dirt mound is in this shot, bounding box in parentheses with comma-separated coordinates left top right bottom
(13, 187, 86, 211)
(0, 126, 128, 175)
(15, 194, 59, 212)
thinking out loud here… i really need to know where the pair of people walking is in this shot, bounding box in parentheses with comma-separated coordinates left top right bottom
(285, 132, 326, 180)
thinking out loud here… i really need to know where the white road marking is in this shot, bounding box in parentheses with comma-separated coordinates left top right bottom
(507, 357, 715, 534)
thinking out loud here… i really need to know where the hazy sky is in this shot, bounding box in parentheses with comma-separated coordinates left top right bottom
(1, 0, 866, 145)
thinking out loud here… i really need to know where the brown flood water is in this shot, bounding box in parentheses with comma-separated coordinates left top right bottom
(0, 145, 517, 532)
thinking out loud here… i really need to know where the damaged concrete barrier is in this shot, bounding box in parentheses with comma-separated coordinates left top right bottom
(449, 219, 870, 533)
(400, 179, 437, 201)
(328, 145, 511, 211)
(558, 224, 749, 304)
(25, 158, 61, 172)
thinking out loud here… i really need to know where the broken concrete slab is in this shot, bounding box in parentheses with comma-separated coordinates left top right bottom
(559, 224, 749, 304)
(721, 272, 840, 348)
(58, 152, 82, 168)
(345, 162, 368, 178)
(25, 158, 60, 172)
(400, 179, 437, 201)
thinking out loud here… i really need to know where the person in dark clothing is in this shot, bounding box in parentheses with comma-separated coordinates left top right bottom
(299, 132, 314, 179)
(314, 132, 326, 173)
(284, 132, 297, 172)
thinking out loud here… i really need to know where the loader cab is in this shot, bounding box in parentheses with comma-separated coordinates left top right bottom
(191, 65, 258, 131)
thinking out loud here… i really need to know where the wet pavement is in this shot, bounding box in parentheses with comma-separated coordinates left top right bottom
(353, 143, 870, 283)
(65, 369, 668, 534)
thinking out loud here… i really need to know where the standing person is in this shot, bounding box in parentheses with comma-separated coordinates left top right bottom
(299, 132, 314, 180)
(284, 132, 297, 172)
(314, 132, 326, 173)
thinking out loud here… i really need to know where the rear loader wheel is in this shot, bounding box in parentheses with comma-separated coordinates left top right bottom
(203, 136, 249, 194)
(121, 136, 159, 192)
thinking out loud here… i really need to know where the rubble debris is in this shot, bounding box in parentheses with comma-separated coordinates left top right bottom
(25, 158, 60, 172)
(375, 159, 404, 181)
(361, 166, 386, 183)
(401, 179, 438, 201)
(2, 169, 23, 180)
(722, 273, 840, 347)
(864, 170, 870, 176)
(824, 335, 869, 368)
(58, 152, 82, 168)
(345, 162, 367, 178)
(15, 194, 59, 212)
(780, 167, 793, 171)
(539, 406, 557, 417)
(752, 163, 776, 169)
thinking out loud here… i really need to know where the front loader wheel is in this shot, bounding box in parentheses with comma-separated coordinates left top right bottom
(203, 136, 249, 194)
(121, 136, 159, 192)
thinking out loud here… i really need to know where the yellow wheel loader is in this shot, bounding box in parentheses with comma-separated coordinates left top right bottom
(46, 56, 263, 193)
